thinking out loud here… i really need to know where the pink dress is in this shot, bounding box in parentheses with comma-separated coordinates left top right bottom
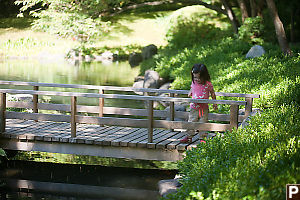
(190, 81, 214, 115)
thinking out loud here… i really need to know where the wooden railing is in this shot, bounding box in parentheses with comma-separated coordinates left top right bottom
(0, 80, 260, 119)
(0, 81, 260, 143)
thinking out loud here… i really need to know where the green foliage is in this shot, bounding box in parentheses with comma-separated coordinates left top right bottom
(238, 17, 264, 45)
(165, 6, 229, 48)
(0, 149, 6, 157)
(154, 35, 300, 200)
(31, 10, 111, 40)
(165, 102, 300, 200)
(143, 37, 300, 109)
(15, 0, 112, 40)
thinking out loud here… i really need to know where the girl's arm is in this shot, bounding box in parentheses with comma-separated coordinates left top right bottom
(188, 88, 192, 97)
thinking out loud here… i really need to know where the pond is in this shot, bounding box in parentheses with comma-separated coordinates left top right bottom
(0, 59, 178, 199)
(0, 160, 177, 200)
(0, 58, 143, 108)
(0, 58, 140, 87)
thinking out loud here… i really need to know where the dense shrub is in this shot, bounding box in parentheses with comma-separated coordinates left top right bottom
(165, 102, 299, 200)
(156, 38, 300, 199)
(238, 16, 264, 45)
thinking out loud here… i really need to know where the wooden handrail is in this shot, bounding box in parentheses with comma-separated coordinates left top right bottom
(0, 80, 260, 98)
(0, 89, 247, 105)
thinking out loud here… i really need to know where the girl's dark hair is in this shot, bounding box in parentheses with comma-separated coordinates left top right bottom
(191, 63, 211, 84)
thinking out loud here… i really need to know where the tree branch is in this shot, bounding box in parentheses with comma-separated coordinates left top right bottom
(104, 0, 226, 17)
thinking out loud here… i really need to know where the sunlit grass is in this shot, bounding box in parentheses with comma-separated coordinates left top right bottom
(0, 5, 226, 58)
(92, 11, 171, 48)
(0, 28, 77, 57)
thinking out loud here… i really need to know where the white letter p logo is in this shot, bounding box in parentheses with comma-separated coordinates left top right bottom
(289, 186, 299, 199)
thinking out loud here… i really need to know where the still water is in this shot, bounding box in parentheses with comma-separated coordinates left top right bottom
(0, 160, 177, 200)
(0, 58, 143, 108)
(0, 58, 140, 87)
(0, 59, 177, 199)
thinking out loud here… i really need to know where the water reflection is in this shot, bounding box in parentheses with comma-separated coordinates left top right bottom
(0, 160, 177, 200)
(0, 59, 143, 108)
(0, 59, 139, 87)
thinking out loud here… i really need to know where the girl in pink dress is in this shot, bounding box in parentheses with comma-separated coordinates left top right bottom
(180, 63, 217, 143)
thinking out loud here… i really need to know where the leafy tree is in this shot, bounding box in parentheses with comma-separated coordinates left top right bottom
(14, 0, 298, 55)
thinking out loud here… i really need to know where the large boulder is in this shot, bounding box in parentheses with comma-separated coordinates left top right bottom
(246, 45, 265, 58)
(132, 80, 144, 95)
(143, 70, 160, 89)
(128, 52, 143, 67)
(142, 44, 158, 60)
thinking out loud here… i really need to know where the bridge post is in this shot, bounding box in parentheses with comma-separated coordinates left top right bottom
(0, 93, 6, 133)
(71, 96, 77, 137)
(169, 93, 175, 131)
(147, 100, 153, 143)
(245, 97, 253, 118)
(230, 104, 239, 130)
(99, 88, 104, 127)
(33, 86, 39, 122)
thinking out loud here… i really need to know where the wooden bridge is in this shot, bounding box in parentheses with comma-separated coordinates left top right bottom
(0, 81, 259, 161)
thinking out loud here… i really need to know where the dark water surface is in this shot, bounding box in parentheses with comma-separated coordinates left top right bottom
(0, 160, 177, 200)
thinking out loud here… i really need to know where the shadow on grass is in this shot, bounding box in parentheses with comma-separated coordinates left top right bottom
(0, 17, 33, 29)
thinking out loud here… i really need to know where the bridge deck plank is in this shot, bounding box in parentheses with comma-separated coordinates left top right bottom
(2, 119, 202, 151)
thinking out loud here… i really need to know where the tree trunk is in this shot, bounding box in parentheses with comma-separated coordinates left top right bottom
(257, 0, 265, 18)
(290, 8, 295, 43)
(266, 0, 292, 55)
(250, 0, 257, 17)
(238, 0, 249, 22)
(221, 0, 240, 34)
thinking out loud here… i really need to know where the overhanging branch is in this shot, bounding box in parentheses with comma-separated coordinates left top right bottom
(103, 0, 226, 17)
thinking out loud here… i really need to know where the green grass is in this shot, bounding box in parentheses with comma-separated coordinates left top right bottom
(1, 5, 227, 58)
(0, 18, 77, 57)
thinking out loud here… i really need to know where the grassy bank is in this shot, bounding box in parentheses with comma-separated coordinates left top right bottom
(145, 12, 300, 200)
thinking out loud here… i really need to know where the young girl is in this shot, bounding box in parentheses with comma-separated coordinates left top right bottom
(180, 63, 218, 143)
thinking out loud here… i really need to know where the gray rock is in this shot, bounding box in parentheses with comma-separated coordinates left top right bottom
(158, 179, 180, 197)
(246, 45, 265, 58)
(142, 44, 158, 60)
(8, 94, 33, 102)
(132, 80, 144, 95)
(239, 108, 262, 129)
(143, 70, 160, 89)
(158, 176, 182, 197)
(128, 52, 143, 67)
(159, 82, 172, 90)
